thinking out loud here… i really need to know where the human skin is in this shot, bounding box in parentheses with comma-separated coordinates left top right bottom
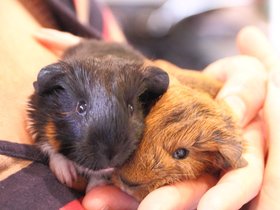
(237, 26, 280, 210)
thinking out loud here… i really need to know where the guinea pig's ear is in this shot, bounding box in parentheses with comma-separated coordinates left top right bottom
(34, 62, 66, 95)
(216, 143, 247, 170)
(140, 66, 169, 113)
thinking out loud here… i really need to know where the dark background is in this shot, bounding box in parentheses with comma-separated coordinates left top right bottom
(107, 1, 267, 70)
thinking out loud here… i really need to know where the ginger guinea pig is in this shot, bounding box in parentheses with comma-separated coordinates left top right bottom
(27, 40, 169, 191)
(112, 70, 247, 201)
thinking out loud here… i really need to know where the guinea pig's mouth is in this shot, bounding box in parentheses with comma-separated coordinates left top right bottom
(116, 174, 155, 201)
(119, 175, 142, 188)
(117, 173, 179, 191)
(117, 174, 157, 189)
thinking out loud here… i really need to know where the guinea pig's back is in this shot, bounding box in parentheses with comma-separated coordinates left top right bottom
(153, 60, 222, 97)
(62, 39, 145, 64)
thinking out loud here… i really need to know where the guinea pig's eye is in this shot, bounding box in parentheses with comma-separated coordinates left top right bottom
(172, 148, 189, 159)
(128, 104, 134, 115)
(76, 100, 87, 115)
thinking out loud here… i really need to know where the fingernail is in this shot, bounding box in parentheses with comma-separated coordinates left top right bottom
(270, 69, 280, 87)
(38, 28, 60, 36)
(223, 95, 246, 125)
(33, 28, 56, 39)
(34, 28, 65, 41)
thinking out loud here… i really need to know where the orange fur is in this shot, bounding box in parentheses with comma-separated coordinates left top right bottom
(44, 120, 61, 152)
(112, 61, 247, 201)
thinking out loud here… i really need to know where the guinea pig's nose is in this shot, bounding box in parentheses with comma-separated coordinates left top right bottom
(107, 152, 114, 161)
(106, 148, 120, 162)
(105, 148, 127, 167)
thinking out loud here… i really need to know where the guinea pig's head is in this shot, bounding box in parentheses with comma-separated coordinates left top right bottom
(28, 57, 169, 171)
(112, 85, 247, 201)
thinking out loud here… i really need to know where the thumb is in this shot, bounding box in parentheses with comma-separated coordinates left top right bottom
(204, 56, 267, 127)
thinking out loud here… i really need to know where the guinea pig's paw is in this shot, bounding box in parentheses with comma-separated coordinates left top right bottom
(86, 175, 110, 193)
(49, 153, 78, 188)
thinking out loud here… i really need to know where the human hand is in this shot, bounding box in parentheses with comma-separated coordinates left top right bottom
(199, 57, 267, 210)
(237, 26, 280, 210)
(33, 28, 266, 210)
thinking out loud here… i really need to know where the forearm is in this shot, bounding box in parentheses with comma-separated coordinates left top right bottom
(0, 0, 57, 143)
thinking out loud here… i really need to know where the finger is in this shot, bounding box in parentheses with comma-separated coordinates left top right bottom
(249, 70, 280, 209)
(204, 56, 267, 127)
(237, 26, 280, 71)
(264, 70, 280, 169)
(198, 117, 265, 210)
(82, 185, 139, 210)
(33, 28, 81, 56)
(138, 175, 217, 210)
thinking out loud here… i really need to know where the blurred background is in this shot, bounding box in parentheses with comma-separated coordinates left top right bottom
(97, 0, 272, 70)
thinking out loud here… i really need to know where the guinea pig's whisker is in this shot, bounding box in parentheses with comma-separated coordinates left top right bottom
(77, 154, 95, 166)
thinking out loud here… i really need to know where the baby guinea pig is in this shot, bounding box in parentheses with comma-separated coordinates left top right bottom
(112, 70, 247, 201)
(27, 40, 169, 191)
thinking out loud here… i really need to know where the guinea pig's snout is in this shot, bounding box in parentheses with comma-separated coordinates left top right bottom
(106, 151, 117, 165)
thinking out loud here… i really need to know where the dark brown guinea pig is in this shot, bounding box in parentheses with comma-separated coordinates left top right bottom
(27, 40, 169, 191)
(112, 64, 247, 201)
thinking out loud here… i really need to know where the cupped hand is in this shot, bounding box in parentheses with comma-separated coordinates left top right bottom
(33, 28, 267, 210)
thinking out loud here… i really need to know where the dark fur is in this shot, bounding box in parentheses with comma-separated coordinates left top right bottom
(28, 40, 169, 172)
